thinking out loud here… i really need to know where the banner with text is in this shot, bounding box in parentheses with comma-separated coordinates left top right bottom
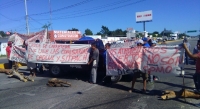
(10, 46, 27, 63)
(10, 30, 47, 63)
(107, 45, 184, 76)
(27, 43, 90, 64)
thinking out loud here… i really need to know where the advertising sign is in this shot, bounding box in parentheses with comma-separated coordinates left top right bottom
(136, 10, 152, 23)
(49, 30, 81, 41)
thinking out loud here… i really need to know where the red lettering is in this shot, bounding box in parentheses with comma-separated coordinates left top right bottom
(28, 54, 33, 60)
(38, 49, 49, 54)
(82, 54, 88, 61)
(148, 54, 160, 64)
(36, 55, 54, 61)
(50, 49, 59, 54)
(43, 44, 47, 48)
(160, 47, 167, 53)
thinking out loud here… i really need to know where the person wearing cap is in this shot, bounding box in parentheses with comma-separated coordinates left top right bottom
(142, 37, 150, 48)
(183, 38, 190, 65)
(129, 39, 148, 93)
(6, 41, 13, 69)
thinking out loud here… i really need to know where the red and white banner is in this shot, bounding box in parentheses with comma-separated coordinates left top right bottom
(49, 30, 81, 41)
(107, 45, 184, 76)
(27, 43, 90, 64)
(10, 46, 27, 63)
(9, 30, 47, 63)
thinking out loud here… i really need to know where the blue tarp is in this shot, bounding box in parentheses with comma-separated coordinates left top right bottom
(79, 36, 94, 41)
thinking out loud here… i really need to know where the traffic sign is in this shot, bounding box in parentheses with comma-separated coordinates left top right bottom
(187, 30, 197, 33)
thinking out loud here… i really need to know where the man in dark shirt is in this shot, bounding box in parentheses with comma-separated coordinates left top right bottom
(87, 42, 99, 84)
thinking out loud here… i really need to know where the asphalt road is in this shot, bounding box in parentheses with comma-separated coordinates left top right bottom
(0, 57, 8, 63)
(0, 38, 200, 109)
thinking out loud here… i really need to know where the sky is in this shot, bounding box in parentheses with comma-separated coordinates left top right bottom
(0, 0, 200, 36)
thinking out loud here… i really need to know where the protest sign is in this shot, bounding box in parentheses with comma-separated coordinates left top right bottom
(106, 45, 184, 76)
(27, 43, 90, 64)
(10, 46, 27, 63)
(9, 30, 47, 63)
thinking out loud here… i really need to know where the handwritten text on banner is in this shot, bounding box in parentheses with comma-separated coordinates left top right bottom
(106, 45, 184, 76)
(27, 43, 90, 64)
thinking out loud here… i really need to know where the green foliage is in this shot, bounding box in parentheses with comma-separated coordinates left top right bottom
(68, 28, 79, 31)
(0, 31, 6, 37)
(100, 25, 110, 36)
(84, 28, 93, 35)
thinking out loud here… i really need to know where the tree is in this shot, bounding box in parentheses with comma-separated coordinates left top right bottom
(42, 23, 51, 30)
(96, 32, 102, 35)
(84, 28, 93, 35)
(0, 31, 6, 37)
(68, 28, 79, 31)
(100, 25, 110, 36)
(153, 31, 159, 35)
(112, 29, 124, 36)
(160, 28, 173, 36)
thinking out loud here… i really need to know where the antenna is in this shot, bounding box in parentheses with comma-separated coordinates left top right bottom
(24, 0, 29, 35)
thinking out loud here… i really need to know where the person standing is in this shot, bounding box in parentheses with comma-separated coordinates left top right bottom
(193, 40, 200, 64)
(129, 39, 148, 93)
(102, 43, 111, 84)
(87, 42, 99, 84)
(6, 41, 13, 69)
(183, 38, 191, 65)
(183, 41, 200, 107)
(23, 40, 37, 77)
(142, 37, 150, 48)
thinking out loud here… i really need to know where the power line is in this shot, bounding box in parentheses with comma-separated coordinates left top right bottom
(45, 0, 133, 16)
(0, 0, 23, 10)
(33, 0, 145, 21)
(0, 13, 22, 21)
(29, 0, 94, 16)
(29, 16, 44, 25)
(0, 0, 21, 7)
(2, 23, 26, 32)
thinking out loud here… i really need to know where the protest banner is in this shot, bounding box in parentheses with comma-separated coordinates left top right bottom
(27, 43, 90, 64)
(106, 45, 184, 76)
(9, 30, 47, 63)
(10, 46, 27, 63)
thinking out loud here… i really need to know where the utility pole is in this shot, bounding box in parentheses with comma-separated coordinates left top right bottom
(24, 0, 29, 35)
(49, 0, 52, 29)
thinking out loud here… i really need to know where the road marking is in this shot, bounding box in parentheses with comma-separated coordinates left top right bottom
(16, 92, 35, 96)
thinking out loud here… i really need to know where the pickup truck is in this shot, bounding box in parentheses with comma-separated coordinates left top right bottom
(43, 37, 123, 83)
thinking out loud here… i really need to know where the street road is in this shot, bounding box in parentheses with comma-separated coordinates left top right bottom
(0, 38, 200, 109)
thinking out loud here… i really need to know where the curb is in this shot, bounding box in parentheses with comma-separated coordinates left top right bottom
(0, 63, 27, 69)
(158, 39, 182, 44)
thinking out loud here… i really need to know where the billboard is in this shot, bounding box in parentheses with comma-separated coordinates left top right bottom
(49, 30, 81, 41)
(136, 10, 152, 23)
